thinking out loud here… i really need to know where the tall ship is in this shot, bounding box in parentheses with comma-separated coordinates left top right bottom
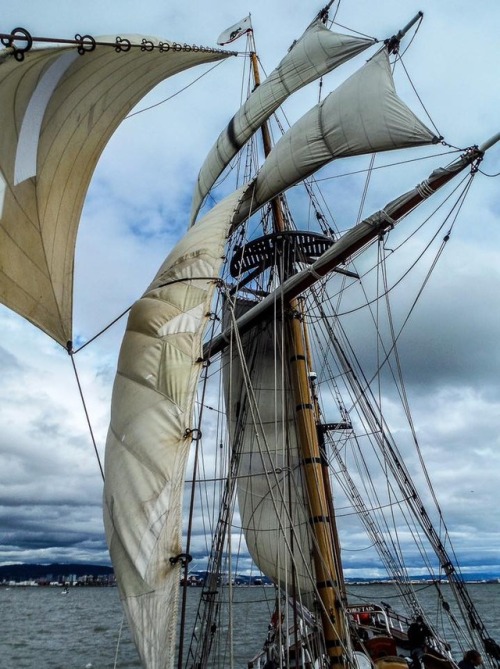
(0, 3, 499, 668)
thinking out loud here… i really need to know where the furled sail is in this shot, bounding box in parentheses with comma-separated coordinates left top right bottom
(190, 19, 375, 225)
(240, 48, 438, 217)
(103, 187, 248, 669)
(222, 299, 316, 605)
(0, 37, 231, 345)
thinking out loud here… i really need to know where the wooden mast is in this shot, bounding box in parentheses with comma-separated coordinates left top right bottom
(287, 311, 349, 665)
(248, 25, 350, 666)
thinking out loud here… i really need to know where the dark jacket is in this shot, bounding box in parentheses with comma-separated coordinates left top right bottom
(408, 620, 431, 649)
(459, 660, 477, 669)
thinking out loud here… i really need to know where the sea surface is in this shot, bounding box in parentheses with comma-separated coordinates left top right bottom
(1, 583, 499, 669)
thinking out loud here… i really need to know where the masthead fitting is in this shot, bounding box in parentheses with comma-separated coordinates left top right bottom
(385, 11, 424, 54)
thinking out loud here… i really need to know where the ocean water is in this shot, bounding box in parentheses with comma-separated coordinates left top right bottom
(0, 583, 499, 669)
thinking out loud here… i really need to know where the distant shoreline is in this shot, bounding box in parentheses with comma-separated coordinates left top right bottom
(1, 563, 499, 587)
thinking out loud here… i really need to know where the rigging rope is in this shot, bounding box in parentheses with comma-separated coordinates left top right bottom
(322, 172, 474, 318)
(313, 149, 462, 185)
(397, 55, 442, 138)
(478, 167, 500, 177)
(125, 59, 230, 119)
(113, 615, 126, 669)
(72, 305, 131, 354)
(67, 347, 105, 482)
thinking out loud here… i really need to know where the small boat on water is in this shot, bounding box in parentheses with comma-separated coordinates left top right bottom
(1, 2, 499, 668)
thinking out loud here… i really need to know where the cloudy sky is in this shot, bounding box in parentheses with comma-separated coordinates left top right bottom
(0, 0, 499, 582)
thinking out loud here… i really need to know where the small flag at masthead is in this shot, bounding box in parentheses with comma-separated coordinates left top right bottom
(217, 16, 252, 45)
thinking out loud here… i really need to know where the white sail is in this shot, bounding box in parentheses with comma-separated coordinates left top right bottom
(223, 300, 316, 605)
(247, 48, 438, 214)
(0, 37, 231, 345)
(103, 187, 249, 669)
(190, 19, 375, 225)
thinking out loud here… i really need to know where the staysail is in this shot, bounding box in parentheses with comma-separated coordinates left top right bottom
(0, 36, 231, 345)
(190, 19, 375, 225)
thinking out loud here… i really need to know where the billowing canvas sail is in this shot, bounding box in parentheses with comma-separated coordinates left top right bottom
(190, 19, 375, 224)
(103, 187, 248, 669)
(222, 300, 316, 605)
(0, 38, 231, 345)
(245, 48, 438, 215)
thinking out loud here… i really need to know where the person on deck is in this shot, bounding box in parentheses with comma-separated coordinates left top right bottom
(407, 615, 432, 669)
(458, 650, 483, 669)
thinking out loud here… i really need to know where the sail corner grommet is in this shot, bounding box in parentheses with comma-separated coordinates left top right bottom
(169, 553, 193, 568)
(184, 428, 202, 440)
